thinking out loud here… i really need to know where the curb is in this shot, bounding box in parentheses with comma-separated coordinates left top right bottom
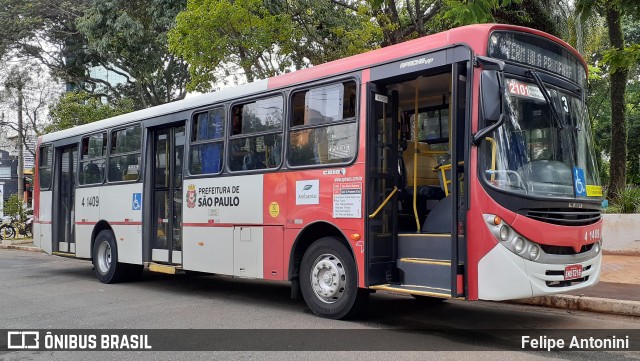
(510, 295, 640, 317)
(0, 244, 45, 253)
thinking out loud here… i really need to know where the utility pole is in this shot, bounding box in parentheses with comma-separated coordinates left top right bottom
(17, 86, 24, 205)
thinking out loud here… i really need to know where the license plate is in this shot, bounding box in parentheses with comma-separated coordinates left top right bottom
(564, 265, 583, 280)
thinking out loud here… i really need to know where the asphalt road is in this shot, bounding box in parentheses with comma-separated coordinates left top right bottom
(0, 249, 638, 361)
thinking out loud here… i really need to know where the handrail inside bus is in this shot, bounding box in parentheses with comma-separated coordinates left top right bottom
(368, 186, 398, 219)
(485, 136, 497, 181)
(413, 79, 420, 232)
(434, 161, 465, 197)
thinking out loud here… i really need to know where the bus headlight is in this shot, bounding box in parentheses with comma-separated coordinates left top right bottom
(594, 241, 601, 254)
(484, 214, 546, 263)
(513, 237, 525, 253)
(529, 245, 540, 260)
(499, 225, 509, 241)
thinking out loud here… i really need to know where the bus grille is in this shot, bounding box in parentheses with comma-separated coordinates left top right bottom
(540, 243, 593, 255)
(525, 208, 601, 226)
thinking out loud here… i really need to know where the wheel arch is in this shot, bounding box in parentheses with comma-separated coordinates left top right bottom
(91, 220, 114, 260)
(287, 221, 356, 281)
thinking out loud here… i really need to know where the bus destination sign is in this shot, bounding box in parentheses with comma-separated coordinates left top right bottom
(488, 31, 586, 87)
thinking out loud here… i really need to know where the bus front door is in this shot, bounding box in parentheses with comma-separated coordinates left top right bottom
(54, 145, 77, 254)
(151, 124, 186, 265)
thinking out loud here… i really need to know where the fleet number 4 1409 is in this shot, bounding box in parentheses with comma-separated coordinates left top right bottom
(584, 228, 600, 242)
(81, 196, 99, 207)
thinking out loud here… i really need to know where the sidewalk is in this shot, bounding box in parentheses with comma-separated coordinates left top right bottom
(512, 254, 640, 317)
(0, 238, 40, 252)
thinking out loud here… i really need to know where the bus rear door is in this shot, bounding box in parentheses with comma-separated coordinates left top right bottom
(150, 124, 186, 266)
(53, 145, 77, 254)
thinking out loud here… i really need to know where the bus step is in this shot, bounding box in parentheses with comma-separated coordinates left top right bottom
(369, 284, 451, 299)
(52, 251, 76, 258)
(397, 257, 451, 289)
(398, 233, 451, 260)
(148, 263, 181, 274)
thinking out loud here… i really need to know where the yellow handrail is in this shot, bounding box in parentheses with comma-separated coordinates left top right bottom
(369, 186, 398, 219)
(485, 137, 497, 181)
(435, 161, 464, 197)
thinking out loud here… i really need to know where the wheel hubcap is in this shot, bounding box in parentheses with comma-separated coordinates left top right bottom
(310, 253, 347, 303)
(97, 241, 112, 274)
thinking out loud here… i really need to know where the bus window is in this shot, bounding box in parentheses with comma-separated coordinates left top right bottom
(229, 96, 283, 171)
(190, 107, 225, 175)
(288, 81, 357, 166)
(108, 125, 142, 182)
(79, 133, 107, 185)
(38, 144, 53, 189)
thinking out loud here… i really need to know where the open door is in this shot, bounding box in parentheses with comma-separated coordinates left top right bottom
(366, 84, 399, 285)
(53, 145, 77, 254)
(151, 124, 185, 265)
(366, 53, 470, 299)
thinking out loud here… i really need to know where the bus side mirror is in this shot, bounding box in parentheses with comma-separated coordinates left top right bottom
(472, 70, 505, 146)
(480, 70, 502, 123)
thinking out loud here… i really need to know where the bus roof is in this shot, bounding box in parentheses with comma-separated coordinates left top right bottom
(41, 24, 584, 144)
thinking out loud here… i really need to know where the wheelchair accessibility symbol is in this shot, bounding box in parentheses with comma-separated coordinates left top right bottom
(132, 193, 142, 210)
(573, 167, 586, 197)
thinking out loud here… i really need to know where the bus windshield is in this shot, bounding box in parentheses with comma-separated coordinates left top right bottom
(482, 78, 601, 198)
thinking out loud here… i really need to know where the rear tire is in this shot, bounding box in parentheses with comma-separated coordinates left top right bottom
(300, 237, 368, 319)
(93, 230, 128, 283)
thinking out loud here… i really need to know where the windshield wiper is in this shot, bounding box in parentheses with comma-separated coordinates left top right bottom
(526, 69, 563, 129)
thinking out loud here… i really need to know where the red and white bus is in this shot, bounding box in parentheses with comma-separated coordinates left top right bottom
(33, 24, 603, 319)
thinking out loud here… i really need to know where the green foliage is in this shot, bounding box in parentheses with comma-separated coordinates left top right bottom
(605, 186, 640, 213)
(3, 194, 25, 221)
(77, 0, 189, 107)
(443, 0, 519, 26)
(47, 91, 134, 133)
(602, 44, 640, 74)
(169, 0, 383, 92)
(0, 0, 188, 108)
(169, 0, 297, 90)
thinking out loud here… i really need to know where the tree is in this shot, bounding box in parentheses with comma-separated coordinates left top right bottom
(577, 0, 640, 200)
(3, 194, 26, 221)
(77, 0, 190, 107)
(0, 0, 189, 109)
(47, 91, 134, 133)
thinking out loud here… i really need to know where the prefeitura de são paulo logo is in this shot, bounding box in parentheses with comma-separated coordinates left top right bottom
(186, 184, 197, 208)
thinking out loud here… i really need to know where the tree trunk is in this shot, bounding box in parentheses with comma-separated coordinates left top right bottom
(606, 6, 628, 200)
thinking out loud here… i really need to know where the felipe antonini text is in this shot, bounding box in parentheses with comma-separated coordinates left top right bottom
(522, 335, 630, 351)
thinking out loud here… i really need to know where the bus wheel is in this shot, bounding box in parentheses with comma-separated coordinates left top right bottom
(93, 230, 128, 284)
(300, 237, 368, 319)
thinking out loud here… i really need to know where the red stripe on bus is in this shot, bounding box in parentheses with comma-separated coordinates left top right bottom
(74, 221, 142, 226)
(183, 222, 266, 228)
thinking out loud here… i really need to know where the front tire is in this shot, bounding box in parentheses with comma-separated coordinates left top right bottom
(1, 225, 16, 239)
(93, 230, 129, 283)
(300, 237, 368, 319)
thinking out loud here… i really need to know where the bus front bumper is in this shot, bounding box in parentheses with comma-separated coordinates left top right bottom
(477, 243, 602, 301)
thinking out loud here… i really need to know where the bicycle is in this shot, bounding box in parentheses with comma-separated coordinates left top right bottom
(0, 216, 32, 239)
